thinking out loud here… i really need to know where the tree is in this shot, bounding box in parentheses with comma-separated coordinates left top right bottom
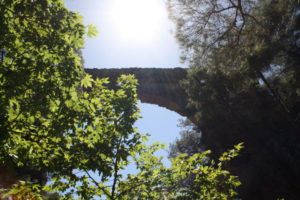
(168, 119, 202, 158)
(1, 142, 243, 200)
(167, 0, 257, 63)
(0, 0, 142, 199)
(167, 0, 300, 120)
(0, 0, 244, 199)
(0, 0, 87, 167)
(118, 143, 243, 200)
(167, 0, 300, 199)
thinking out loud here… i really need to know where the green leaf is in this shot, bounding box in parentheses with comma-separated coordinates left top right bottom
(81, 74, 93, 88)
(87, 24, 99, 38)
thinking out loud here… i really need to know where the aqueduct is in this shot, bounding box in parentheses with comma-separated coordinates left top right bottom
(85, 68, 196, 122)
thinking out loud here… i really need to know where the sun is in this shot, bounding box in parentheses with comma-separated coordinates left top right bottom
(110, 0, 165, 43)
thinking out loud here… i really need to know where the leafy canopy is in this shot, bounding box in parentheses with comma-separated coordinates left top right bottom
(167, 0, 300, 199)
(0, 0, 243, 199)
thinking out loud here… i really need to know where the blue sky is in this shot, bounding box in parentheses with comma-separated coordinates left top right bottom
(65, 0, 184, 68)
(64, 0, 186, 166)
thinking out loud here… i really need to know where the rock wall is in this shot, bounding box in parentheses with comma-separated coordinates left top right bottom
(85, 68, 196, 122)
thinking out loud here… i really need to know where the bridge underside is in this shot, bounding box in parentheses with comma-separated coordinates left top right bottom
(85, 68, 196, 122)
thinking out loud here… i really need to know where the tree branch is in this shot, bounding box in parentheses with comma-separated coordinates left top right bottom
(85, 170, 112, 199)
(111, 138, 123, 199)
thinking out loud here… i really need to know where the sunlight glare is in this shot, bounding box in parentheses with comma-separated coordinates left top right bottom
(110, 0, 165, 43)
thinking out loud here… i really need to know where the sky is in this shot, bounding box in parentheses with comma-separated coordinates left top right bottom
(64, 0, 186, 167)
(65, 0, 184, 68)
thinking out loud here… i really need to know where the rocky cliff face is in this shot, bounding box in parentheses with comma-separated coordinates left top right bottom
(85, 68, 196, 122)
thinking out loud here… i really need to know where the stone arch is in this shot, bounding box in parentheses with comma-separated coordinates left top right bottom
(85, 68, 196, 122)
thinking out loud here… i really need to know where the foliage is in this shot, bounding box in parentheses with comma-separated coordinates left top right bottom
(168, 0, 300, 117)
(0, 0, 140, 198)
(168, 119, 202, 158)
(0, 181, 61, 200)
(2, 143, 243, 200)
(0, 181, 42, 200)
(1, 0, 89, 167)
(0, 0, 244, 199)
(167, 0, 300, 199)
(167, 0, 257, 63)
(118, 143, 243, 200)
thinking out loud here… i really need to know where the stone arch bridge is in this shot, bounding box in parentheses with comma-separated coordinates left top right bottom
(85, 68, 196, 122)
